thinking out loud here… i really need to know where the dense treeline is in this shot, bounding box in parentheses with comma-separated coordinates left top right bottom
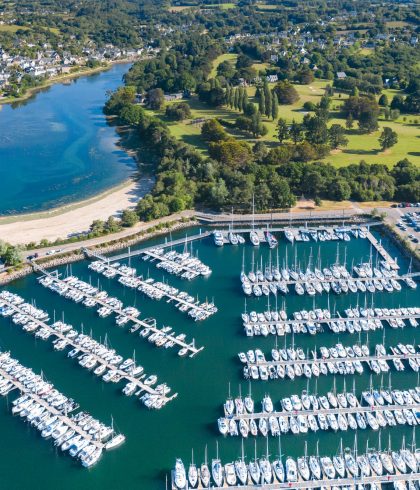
(105, 87, 419, 220)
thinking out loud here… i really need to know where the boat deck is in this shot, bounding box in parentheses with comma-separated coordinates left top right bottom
(83, 252, 214, 319)
(171, 470, 420, 490)
(225, 401, 420, 421)
(32, 264, 203, 358)
(1, 298, 176, 404)
(0, 362, 105, 449)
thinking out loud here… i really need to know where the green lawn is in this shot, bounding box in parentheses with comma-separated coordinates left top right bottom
(204, 2, 236, 9)
(146, 78, 420, 167)
(0, 24, 30, 32)
(210, 53, 237, 78)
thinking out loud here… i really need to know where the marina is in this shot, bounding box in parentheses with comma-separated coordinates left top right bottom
(218, 387, 420, 436)
(242, 305, 420, 337)
(171, 444, 420, 489)
(86, 258, 217, 321)
(241, 342, 420, 380)
(33, 263, 203, 357)
(0, 221, 418, 489)
(0, 350, 125, 467)
(0, 291, 176, 409)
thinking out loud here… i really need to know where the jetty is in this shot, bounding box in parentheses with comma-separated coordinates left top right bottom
(85, 230, 212, 263)
(33, 263, 203, 358)
(0, 296, 177, 406)
(85, 257, 216, 321)
(171, 471, 420, 490)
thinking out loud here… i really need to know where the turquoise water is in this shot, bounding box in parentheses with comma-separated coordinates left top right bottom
(0, 228, 418, 489)
(0, 63, 136, 215)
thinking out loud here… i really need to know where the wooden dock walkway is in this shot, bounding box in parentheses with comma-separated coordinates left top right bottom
(0, 357, 105, 449)
(172, 470, 420, 490)
(87, 230, 212, 263)
(242, 312, 420, 331)
(365, 230, 399, 270)
(1, 298, 177, 404)
(84, 253, 215, 319)
(246, 351, 420, 368)
(225, 402, 420, 422)
(33, 264, 203, 358)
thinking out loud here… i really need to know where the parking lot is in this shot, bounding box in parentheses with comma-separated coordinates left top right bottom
(391, 206, 420, 253)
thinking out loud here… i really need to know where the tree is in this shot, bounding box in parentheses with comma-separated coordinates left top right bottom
(378, 94, 388, 107)
(233, 88, 239, 110)
(120, 104, 145, 125)
(209, 139, 252, 169)
(391, 159, 419, 186)
(359, 109, 379, 133)
(303, 115, 329, 145)
(210, 179, 229, 207)
(296, 68, 314, 85)
(328, 178, 352, 200)
(289, 120, 303, 144)
(328, 124, 348, 149)
(105, 216, 121, 233)
(378, 127, 398, 151)
(147, 88, 165, 110)
(165, 102, 192, 120)
(271, 92, 279, 120)
(3, 245, 22, 266)
(277, 118, 289, 143)
(201, 119, 228, 142)
(121, 209, 138, 227)
(258, 91, 266, 115)
(346, 114, 354, 129)
(250, 112, 268, 138)
(90, 219, 105, 235)
(273, 80, 300, 104)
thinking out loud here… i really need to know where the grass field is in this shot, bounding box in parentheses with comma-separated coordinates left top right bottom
(0, 24, 30, 32)
(145, 77, 420, 168)
(210, 53, 237, 78)
(204, 2, 236, 9)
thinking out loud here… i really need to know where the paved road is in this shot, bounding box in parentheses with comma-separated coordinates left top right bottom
(21, 205, 420, 263)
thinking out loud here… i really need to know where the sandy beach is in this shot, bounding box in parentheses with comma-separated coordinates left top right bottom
(0, 178, 152, 245)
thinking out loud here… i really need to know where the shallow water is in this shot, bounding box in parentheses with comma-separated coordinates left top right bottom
(0, 228, 418, 489)
(0, 63, 135, 215)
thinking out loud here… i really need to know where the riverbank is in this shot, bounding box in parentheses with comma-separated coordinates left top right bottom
(0, 178, 153, 245)
(0, 58, 137, 106)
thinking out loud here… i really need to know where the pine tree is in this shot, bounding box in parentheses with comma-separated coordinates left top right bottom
(259, 91, 266, 114)
(228, 87, 234, 108)
(241, 91, 248, 113)
(271, 92, 279, 120)
(237, 87, 244, 112)
(233, 88, 239, 110)
(265, 90, 272, 118)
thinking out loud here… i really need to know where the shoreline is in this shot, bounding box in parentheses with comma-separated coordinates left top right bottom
(0, 178, 136, 224)
(0, 177, 154, 245)
(0, 58, 135, 106)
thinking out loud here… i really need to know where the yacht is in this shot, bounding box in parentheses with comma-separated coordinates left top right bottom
(174, 459, 187, 489)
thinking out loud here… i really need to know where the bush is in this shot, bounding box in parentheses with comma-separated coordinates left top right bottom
(165, 102, 191, 121)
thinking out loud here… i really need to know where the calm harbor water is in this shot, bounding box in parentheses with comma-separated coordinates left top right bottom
(0, 227, 418, 489)
(0, 63, 135, 215)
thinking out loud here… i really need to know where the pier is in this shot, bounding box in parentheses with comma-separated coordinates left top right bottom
(0, 297, 177, 405)
(245, 351, 420, 368)
(224, 401, 420, 422)
(85, 230, 212, 263)
(171, 471, 420, 490)
(242, 311, 420, 335)
(0, 354, 105, 449)
(85, 255, 216, 321)
(33, 263, 203, 357)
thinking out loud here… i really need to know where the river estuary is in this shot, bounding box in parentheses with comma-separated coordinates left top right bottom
(0, 63, 136, 215)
